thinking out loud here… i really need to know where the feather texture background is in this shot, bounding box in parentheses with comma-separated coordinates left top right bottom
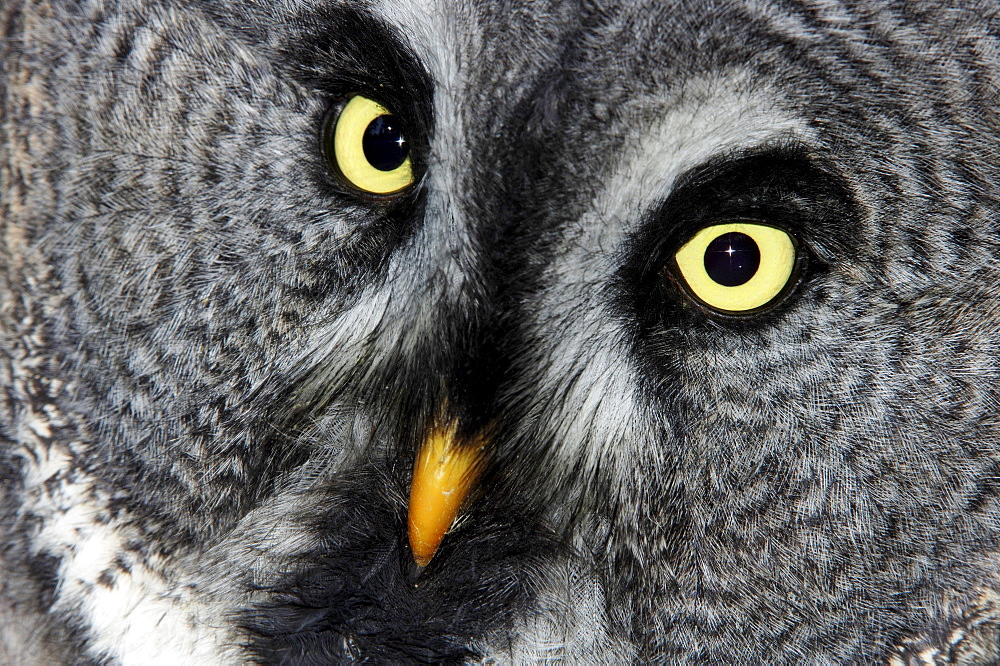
(5, 0, 1000, 661)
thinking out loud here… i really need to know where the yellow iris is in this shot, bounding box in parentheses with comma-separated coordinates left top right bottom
(330, 95, 414, 194)
(674, 222, 796, 313)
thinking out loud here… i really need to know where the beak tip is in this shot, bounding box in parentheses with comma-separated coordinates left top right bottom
(408, 530, 438, 568)
(407, 557, 428, 585)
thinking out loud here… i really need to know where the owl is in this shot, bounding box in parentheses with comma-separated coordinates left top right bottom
(5, 0, 1000, 662)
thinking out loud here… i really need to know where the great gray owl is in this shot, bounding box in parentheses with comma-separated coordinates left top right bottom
(5, 0, 1000, 662)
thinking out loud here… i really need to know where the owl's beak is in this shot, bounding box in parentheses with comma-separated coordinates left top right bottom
(408, 418, 486, 567)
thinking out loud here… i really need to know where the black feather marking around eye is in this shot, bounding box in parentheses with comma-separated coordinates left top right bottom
(614, 144, 860, 331)
(203, 2, 434, 155)
(284, 5, 434, 180)
(226, 4, 435, 305)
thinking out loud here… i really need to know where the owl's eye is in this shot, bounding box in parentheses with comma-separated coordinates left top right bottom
(323, 94, 415, 195)
(672, 221, 800, 314)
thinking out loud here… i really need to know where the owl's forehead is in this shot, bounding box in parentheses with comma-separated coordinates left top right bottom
(371, 0, 846, 100)
(367, 0, 828, 201)
(372, 0, 815, 241)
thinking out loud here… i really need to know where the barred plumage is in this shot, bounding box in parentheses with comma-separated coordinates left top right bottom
(5, 0, 1000, 661)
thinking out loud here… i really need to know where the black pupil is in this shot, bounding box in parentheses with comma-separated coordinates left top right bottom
(362, 115, 409, 171)
(703, 232, 761, 287)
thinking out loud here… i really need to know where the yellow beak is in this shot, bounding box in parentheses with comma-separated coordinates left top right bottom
(408, 418, 486, 567)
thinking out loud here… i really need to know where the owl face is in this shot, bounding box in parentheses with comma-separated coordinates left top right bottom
(5, 0, 1000, 662)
